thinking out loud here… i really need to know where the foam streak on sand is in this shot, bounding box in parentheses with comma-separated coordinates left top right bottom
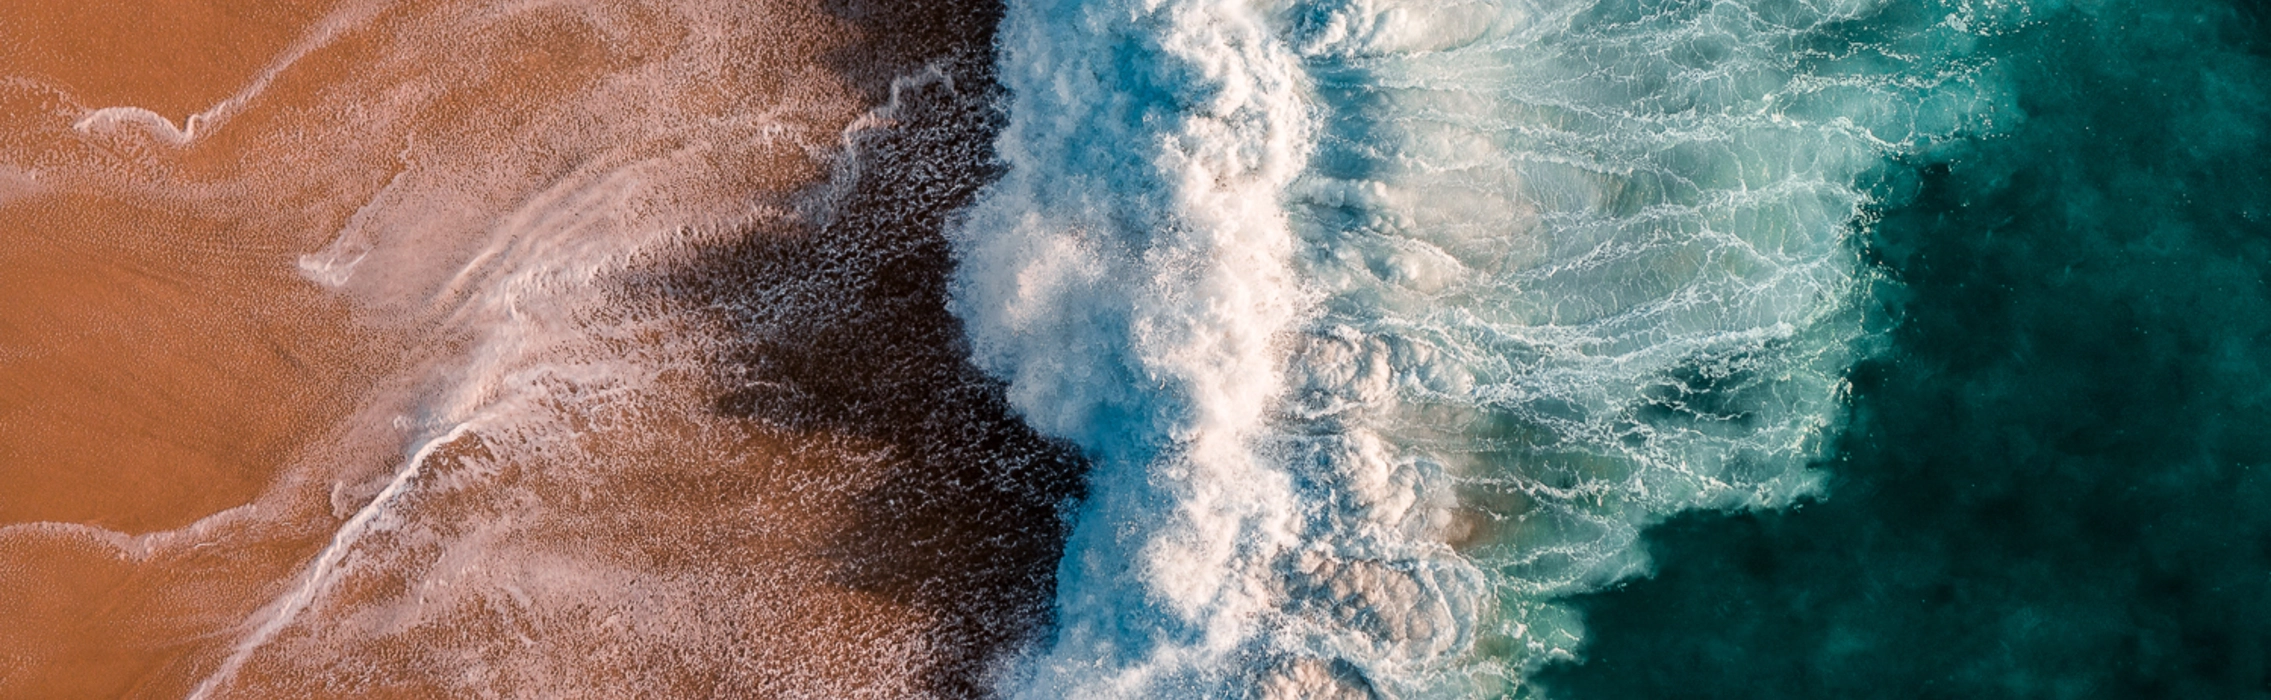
(189, 422, 473, 700)
(69, 0, 388, 145)
(0, 0, 1077, 695)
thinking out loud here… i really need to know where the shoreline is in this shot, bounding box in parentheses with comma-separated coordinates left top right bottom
(1, 0, 1074, 697)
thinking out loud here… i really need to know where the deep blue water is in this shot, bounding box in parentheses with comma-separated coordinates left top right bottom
(1541, 1, 2271, 697)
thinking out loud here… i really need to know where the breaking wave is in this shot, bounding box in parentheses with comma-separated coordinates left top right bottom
(953, 0, 2020, 695)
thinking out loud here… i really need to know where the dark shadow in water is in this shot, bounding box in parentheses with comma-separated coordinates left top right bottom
(818, 0, 1008, 105)
(653, 9, 1086, 697)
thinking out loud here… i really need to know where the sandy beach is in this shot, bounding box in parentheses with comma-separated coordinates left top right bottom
(0, 0, 1068, 696)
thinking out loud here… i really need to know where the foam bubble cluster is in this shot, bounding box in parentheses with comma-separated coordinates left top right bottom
(958, 0, 2022, 695)
(951, 0, 1317, 693)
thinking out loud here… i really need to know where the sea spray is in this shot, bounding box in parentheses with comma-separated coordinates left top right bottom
(951, 0, 1315, 693)
(957, 0, 2020, 695)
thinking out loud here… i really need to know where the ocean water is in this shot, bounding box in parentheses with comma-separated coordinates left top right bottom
(6, 0, 2266, 696)
(1539, 1, 2271, 697)
(953, 0, 2270, 696)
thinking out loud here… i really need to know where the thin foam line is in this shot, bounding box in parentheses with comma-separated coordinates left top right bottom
(186, 421, 472, 700)
(69, 0, 390, 145)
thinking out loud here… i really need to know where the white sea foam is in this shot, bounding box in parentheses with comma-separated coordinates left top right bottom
(953, 0, 1318, 693)
(68, 0, 389, 146)
(188, 143, 714, 694)
(0, 166, 41, 209)
(188, 422, 477, 700)
(120, 0, 888, 695)
(958, 0, 2014, 695)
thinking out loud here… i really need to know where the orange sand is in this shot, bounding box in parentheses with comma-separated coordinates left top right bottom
(0, 0, 1031, 697)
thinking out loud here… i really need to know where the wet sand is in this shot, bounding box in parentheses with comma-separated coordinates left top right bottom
(0, 192, 382, 532)
(0, 0, 337, 126)
(0, 0, 1075, 697)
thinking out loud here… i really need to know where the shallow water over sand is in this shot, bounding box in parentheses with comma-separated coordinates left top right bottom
(0, 1, 1077, 697)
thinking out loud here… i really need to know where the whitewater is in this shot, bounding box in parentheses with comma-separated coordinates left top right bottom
(1, 0, 2109, 695)
(953, 0, 2022, 695)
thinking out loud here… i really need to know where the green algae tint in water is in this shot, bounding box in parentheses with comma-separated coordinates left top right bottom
(1542, 1, 2271, 698)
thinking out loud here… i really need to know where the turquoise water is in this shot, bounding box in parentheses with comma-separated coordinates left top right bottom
(947, 0, 2271, 694)
(1540, 1, 2271, 697)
